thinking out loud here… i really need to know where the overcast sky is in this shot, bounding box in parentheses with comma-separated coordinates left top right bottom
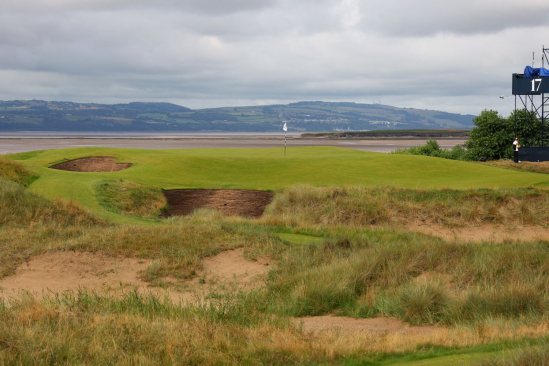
(1, 0, 548, 115)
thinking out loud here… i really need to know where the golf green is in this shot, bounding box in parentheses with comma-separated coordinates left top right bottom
(6, 146, 549, 222)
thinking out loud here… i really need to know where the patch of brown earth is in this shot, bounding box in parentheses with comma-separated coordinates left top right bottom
(161, 189, 274, 218)
(50, 156, 132, 172)
(294, 315, 441, 334)
(408, 222, 549, 242)
(0, 249, 271, 304)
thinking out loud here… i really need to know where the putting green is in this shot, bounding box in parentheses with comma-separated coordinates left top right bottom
(5, 146, 549, 222)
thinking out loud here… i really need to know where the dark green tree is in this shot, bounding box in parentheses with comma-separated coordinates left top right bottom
(465, 110, 514, 161)
(510, 108, 541, 146)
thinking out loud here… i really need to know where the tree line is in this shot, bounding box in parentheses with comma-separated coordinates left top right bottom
(393, 109, 535, 161)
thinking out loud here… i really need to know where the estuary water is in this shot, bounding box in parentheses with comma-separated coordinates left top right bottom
(0, 132, 466, 155)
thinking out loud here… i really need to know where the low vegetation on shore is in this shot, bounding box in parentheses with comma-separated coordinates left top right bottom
(2, 153, 549, 364)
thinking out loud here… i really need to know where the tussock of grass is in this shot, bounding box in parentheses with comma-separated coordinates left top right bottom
(0, 158, 37, 187)
(378, 278, 451, 325)
(0, 178, 104, 229)
(94, 179, 168, 218)
(266, 185, 549, 227)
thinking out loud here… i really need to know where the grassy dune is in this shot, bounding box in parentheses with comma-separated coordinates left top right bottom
(2, 150, 549, 364)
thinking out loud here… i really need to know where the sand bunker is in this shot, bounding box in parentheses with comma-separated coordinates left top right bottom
(0, 251, 152, 300)
(0, 249, 271, 304)
(162, 189, 274, 218)
(50, 156, 132, 172)
(294, 315, 441, 334)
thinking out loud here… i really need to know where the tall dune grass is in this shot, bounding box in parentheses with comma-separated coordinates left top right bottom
(262, 235, 549, 325)
(265, 185, 549, 227)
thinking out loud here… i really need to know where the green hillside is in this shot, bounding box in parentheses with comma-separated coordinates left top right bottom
(0, 100, 475, 132)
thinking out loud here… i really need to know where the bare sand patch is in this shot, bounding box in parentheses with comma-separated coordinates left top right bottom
(0, 249, 271, 304)
(0, 251, 156, 300)
(50, 156, 131, 172)
(161, 189, 274, 218)
(294, 315, 441, 334)
(182, 248, 272, 296)
(407, 222, 549, 243)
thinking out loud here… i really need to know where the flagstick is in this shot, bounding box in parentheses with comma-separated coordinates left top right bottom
(284, 130, 286, 156)
(283, 122, 288, 156)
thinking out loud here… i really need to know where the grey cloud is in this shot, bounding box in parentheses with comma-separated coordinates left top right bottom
(1, 0, 276, 15)
(358, 1, 549, 36)
(0, 0, 545, 117)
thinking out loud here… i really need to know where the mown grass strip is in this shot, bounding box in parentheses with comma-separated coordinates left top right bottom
(344, 336, 549, 365)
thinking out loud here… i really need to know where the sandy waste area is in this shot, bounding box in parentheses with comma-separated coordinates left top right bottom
(0, 249, 441, 334)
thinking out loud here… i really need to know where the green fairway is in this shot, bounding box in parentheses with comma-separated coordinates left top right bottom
(5, 146, 549, 221)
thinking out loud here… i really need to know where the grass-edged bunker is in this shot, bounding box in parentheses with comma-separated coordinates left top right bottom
(161, 189, 274, 218)
(50, 156, 132, 172)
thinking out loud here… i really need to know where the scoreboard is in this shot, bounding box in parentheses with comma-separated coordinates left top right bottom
(512, 74, 549, 95)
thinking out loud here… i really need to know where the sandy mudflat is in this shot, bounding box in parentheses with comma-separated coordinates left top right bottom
(0, 132, 465, 154)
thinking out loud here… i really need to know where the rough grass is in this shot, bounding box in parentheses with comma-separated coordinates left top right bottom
(265, 184, 549, 228)
(262, 234, 549, 324)
(0, 157, 37, 187)
(3, 157, 549, 364)
(1, 292, 549, 365)
(483, 159, 549, 175)
(94, 179, 168, 218)
(479, 343, 549, 365)
(0, 178, 105, 229)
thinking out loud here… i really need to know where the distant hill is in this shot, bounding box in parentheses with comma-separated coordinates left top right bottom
(0, 100, 475, 132)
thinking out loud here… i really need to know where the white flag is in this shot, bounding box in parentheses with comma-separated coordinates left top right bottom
(283, 122, 287, 132)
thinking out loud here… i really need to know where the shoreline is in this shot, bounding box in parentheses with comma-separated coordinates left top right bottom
(0, 136, 466, 155)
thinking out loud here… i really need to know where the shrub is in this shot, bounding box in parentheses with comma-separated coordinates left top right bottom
(392, 139, 467, 160)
